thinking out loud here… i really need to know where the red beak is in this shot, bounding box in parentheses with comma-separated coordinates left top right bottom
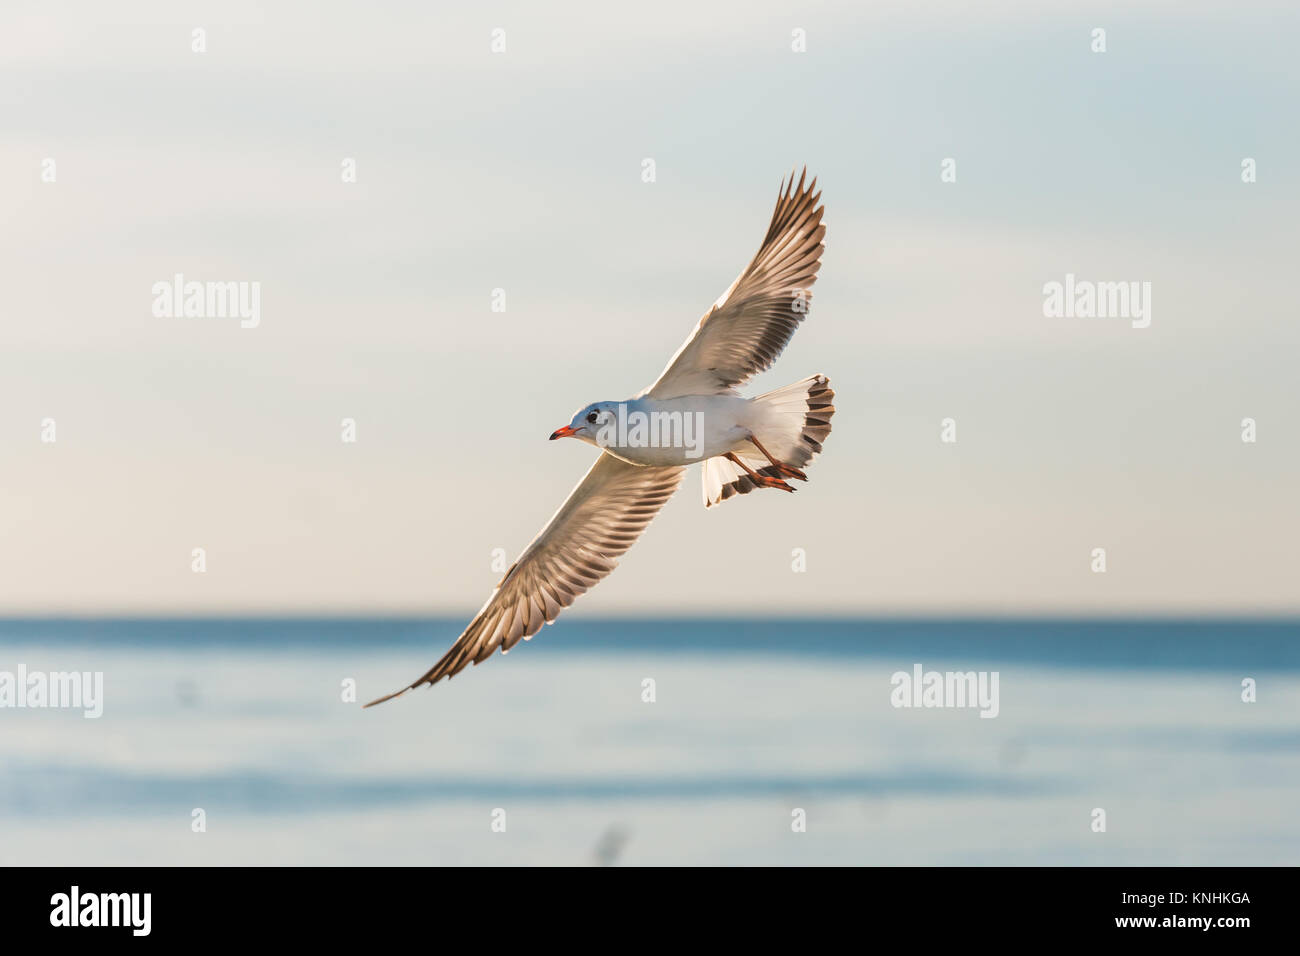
(549, 425, 578, 440)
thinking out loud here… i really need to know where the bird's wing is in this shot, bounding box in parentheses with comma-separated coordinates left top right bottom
(365, 453, 685, 706)
(643, 168, 826, 399)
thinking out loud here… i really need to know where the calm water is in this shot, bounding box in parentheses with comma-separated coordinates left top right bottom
(1, 618, 1297, 865)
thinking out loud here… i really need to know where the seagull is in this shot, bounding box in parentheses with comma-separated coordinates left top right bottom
(366, 169, 834, 707)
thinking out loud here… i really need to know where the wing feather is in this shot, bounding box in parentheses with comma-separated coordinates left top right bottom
(644, 168, 826, 398)
(364, 453, 684, 706)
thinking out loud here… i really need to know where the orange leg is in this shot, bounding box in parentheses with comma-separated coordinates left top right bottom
(748, 435, 807, 481)
(725, 452, 795, 493)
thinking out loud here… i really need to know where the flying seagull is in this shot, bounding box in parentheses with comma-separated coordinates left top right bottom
(366, 169, 834, 707)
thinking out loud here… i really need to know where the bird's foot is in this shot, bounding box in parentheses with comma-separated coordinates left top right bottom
(725, 451, 797, 493)
(769, 462, 807, 482)
(747, 436, 807, 482)
(754, 474, 796, 493)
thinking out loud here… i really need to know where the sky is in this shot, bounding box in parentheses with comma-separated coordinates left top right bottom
(2, 0, 1297, 615)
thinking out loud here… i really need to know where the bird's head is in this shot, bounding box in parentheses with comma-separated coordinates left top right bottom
(550, 403, 616, 446)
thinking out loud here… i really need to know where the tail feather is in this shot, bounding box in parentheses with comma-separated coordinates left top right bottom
(702, 374, 835, 508)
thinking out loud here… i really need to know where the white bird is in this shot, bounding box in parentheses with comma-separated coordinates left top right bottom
(366, 169, 834, 706)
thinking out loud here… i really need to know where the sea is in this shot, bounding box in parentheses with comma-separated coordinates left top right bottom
(1, 618, 1296, 866)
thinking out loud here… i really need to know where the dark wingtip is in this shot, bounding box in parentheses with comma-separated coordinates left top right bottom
(362, 684, 415, 708)
(781, 166, 817, 203)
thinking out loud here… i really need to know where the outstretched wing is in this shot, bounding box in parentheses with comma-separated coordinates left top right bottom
(644, 168, 826, 398)
(365, 454, 685, 706)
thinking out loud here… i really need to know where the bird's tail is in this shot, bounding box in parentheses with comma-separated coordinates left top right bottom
(701, 374, 835, 507)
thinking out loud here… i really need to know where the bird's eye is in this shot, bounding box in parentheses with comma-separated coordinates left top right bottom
(586, 411, 599, 424)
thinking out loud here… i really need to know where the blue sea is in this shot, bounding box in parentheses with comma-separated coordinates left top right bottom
(1, 618, 1297, 866)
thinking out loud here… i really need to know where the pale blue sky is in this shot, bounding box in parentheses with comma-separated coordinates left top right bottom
(3, 0, 1297, 613)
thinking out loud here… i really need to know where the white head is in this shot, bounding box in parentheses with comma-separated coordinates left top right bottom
(549, 402, 616, 447)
